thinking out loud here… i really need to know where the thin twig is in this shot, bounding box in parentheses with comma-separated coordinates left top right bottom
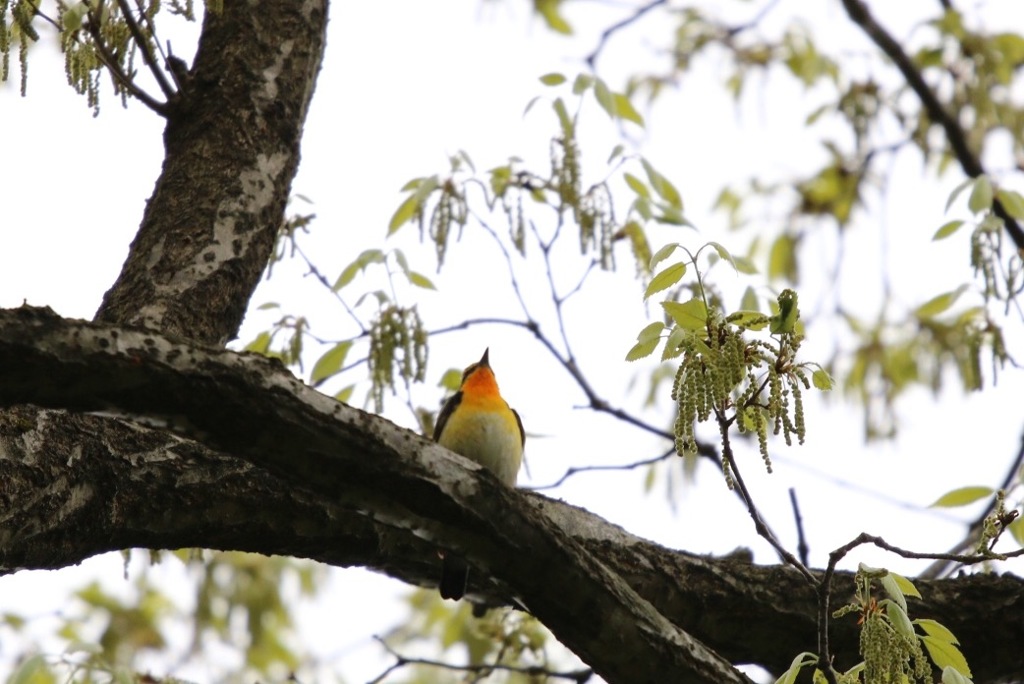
(585, 0, 668, 69)
(839, 0, 1024, 249)
(83, 7, 168, 114)
(117, 0, 176, 99)
(531, 449, 675, 490)
(369, 636, 593, 684)
(789, 487, 810, 567)
(717, 413, 815, 583)
(292, 241, 367, 334)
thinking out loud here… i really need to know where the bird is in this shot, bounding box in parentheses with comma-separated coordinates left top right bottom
(433, 348, 525, 601)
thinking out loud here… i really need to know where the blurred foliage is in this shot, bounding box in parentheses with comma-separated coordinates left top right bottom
(2, 551, 322, 683)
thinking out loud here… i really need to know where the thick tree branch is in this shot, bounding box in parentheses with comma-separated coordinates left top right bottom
(0, 306, 750, 684)
(840, 0, 1024, 249)
(1, 306, 1023, 682)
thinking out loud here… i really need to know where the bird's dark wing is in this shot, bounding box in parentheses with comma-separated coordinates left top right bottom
(512, 407, 525, 448)
(433, 391, 463, 442)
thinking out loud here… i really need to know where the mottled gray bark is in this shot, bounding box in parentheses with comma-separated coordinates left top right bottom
(95, 1, 327, 346)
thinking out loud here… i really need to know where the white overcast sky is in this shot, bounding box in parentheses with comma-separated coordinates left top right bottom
(2, 1, 1023, 681)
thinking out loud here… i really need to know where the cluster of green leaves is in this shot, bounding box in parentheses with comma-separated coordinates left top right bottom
(583, 2, 1024, 442)
(629, 242, 832, 477)
(939, 175, 1024, 312)
(840, 175, 1019, 439)
(387, 72, 678, 281)
(777, 566, 973, 684)
(385, 590, 564, 683)
(3, 550, 322, 683)
(3, 1, 150, 110)
(912, 11, 1024, 167)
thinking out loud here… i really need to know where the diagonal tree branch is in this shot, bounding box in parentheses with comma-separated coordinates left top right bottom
(840, 0, 1024, 249)
(0, 305, 751, 684)
(1, 306, 1023, 682)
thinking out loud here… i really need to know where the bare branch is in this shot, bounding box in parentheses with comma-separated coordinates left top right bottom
(118, 0, 176, 100)
(586, 0, 668, 70)
(789, 487, 810, 567)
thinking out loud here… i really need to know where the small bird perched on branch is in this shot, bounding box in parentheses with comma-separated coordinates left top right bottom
(433, 348, 525, 600)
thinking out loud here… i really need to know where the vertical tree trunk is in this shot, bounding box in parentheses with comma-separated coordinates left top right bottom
(95, 1, 328, 345)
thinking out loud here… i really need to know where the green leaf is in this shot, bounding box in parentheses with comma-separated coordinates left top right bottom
(645, 262, 686, 299)
(11, 654, 49, 684)
(663, 298, 707, 330)
(921, 635, 972, 677)
(572, 73, 593, 94)
(996, 188, 1024, 219)
(941, 666, 973, 684)
(311, 341, 353, 385)
(439, 368, 463, 392)
(624, 173, 650, 199)
(770, 289, 800, 334)
(773, 652, 818, 684)
(626, 338, 659, 361)
(1009, 516, 1024, 545)
(334, 385, 355, 404)
(593, 78, 616, 118)
(399, 177, 425, 192)
(929, 485, 993, 508)
(636, 321, 665, 342)
(662, 326, 687, 360)
(539, 72, 566, 86)
(915, 618, 959, 644)
(334, 249, 386, 290)
(967, 175, 993, 214)
(932, 219, 965, 241)
(641, 158, 682, 209)
(706, 241, 738, 273)
(607, 144, 625, 164)
(888, 571, 921, 599)
(886, 601, 914, 639)
(880, 574, 907, 612)
(406, 271, 436, 290)
(535, 0, 572, 34)
(649, 243, 679, 270)
(944, 177, 974, 212)
(388, 193, 420, 234)
(634, 196, 653, 221)
(388, 176, 439, 234)
(915, 284, 968, 319)
(733, 256, 759, 274)
(245, 331, 272, 354)
(768, 233, 798, 282)
(740, 286, 759, 312)
(613, 92, 644, 126)
(812, 368, 834, 390)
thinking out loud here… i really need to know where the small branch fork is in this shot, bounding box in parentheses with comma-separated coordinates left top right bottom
(42, 0, 179, 115)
